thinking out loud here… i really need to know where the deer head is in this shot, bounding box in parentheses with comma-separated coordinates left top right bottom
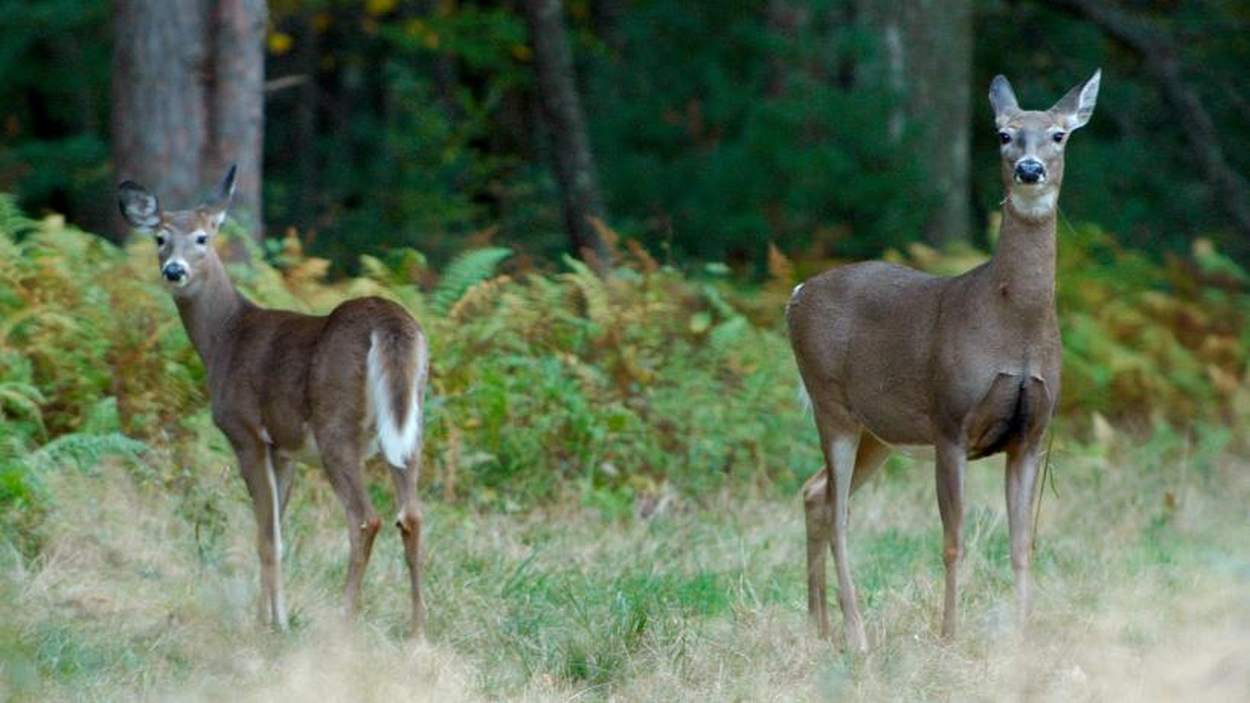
(990, 70, 1100, 220)
(118, 165, 237, 295)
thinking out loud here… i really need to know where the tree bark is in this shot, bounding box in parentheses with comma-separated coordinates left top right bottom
(524, 0, 611, 269)
(859, 0, 973, 246)
(1044, 0, 1250, 249)
(111, 0, 267, 250)
(207, 0, 267, 245)
(112, 0, 209, 241)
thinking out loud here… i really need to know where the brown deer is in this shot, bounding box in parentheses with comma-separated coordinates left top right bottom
(787, 70, 1101, 650)
(118, 166, 430, 635)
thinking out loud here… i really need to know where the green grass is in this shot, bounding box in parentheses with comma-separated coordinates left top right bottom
(2, 428, 1249, 701)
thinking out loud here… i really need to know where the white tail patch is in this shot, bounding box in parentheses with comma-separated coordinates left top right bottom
(366, 331, 426, 469)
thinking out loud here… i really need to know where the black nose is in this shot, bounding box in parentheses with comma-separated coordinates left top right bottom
(162, 262, 187, 282)
(1015, 159, 1045, 184)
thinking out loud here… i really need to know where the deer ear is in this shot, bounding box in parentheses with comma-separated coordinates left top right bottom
(989, 75, 1019, 126)
(204, 164, 237, 228)
(1052, 69, 1101, 130)
(118, 181, 162, 231)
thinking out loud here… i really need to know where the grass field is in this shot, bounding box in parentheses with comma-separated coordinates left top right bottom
(3, 425, 1249, 702)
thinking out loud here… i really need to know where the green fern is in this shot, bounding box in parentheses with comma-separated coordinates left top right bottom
(0, 194, 35, 241)
(0, 382, 46, 436)
(26, 432, 149, 474)
(431, 247, 512, 315)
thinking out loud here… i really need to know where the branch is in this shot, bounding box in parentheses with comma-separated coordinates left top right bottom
(1044, 0, 1250, 247)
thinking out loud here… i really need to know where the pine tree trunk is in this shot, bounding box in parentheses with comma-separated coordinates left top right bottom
(112, 0, 267, 250)
(524, 0, 611, 269)
(207, 0, 267, 247)
(111, 0, 209, 241)
(860, 0, 973, 246)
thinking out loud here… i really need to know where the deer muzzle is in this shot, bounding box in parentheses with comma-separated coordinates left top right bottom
(162, 260, 189, 285)
(1014, 159, 1046, 185)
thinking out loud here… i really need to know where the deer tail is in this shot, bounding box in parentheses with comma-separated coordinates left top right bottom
(366, 325, 428, 469)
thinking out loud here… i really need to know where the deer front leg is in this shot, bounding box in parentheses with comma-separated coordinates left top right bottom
(1006, 445, 1041, 627)
(234, 439, 289, 631)
(935, 440, 966, 639)
(827, 433, 867, 652)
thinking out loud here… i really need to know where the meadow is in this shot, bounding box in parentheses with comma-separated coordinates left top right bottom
(2, 201, 1250, 700)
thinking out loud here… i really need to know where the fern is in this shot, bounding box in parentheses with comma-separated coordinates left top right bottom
(431, 247, 512, 315)
(25, 432, 149, 474)
(560, 254, 612, 328)
(0, 381, 46, 436)
(0, 194, 35, 241)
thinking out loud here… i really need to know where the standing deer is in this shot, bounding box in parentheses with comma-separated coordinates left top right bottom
(118, 166, 430, 635)
(788, 70, 1100, 650)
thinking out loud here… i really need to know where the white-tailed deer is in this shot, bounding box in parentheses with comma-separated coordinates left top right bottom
(118, 167, 430, 635)
(788, 70, 1100, 650)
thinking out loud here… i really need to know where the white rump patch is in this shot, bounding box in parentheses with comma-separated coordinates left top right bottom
(366, 331, 427, 469)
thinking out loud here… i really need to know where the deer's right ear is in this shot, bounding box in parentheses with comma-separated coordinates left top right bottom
(118, 181, 162, 231)
(989, 75, 1019, 126)
(203, 164, 237, 228)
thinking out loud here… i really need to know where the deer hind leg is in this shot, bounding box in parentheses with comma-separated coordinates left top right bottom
(1006, 445, 1041, 628)
(234, 438, 289, 630)
(803, 471, 833, 638)
(804, 433, 891, 640)
(387, 454, 425, 638)
(935, 439, 967, 639)
(315, 425, 380, 617)
(807, 413, 868, 652)
(270, 448, 297, 518)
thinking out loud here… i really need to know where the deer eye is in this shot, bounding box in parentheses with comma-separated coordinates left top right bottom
(998, 131, 1012, 145)
(155, 234, 167, 246)
(195, 233, 208, 246)
(1052, 131, 1066, 143)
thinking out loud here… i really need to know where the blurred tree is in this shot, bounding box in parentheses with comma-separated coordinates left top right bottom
(525, 0, 612, 269)
(112, 0, 266, 250)
(1044, 0, 1250, 252)
(4, 0, 1250, 273)
(859, 0, 973, 245)
(585, 0, 931, 266)
(0, 0, 112, 232)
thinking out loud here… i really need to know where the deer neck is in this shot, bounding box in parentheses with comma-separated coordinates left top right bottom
(174, 256, 248, 371)
(987, 192, 1058, 311)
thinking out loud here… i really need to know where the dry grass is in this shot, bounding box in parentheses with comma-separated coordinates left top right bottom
(2, 428, 1249, 702)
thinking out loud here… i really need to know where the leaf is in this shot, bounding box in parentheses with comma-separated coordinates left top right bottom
(431, 247, 512, 315)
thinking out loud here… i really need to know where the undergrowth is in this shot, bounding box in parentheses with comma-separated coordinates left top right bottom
(2, 195, 1250, 557)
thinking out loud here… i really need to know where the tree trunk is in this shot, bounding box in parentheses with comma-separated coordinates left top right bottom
(860, 0, 973, 246)
(111, 0, 209, 241)
(524, 0, 611, 269)
(207, 0, 267, 247)
(112, 0, 267, 251)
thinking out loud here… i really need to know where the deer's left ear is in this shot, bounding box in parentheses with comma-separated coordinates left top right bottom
(1052, 69, 1101, 131)
(203, 164, 238, 228)
(118, 181, 162, 231)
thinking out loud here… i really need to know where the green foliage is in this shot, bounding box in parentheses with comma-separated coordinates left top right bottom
(431, 246, 513, 314)
(0, 0, 111, 230)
